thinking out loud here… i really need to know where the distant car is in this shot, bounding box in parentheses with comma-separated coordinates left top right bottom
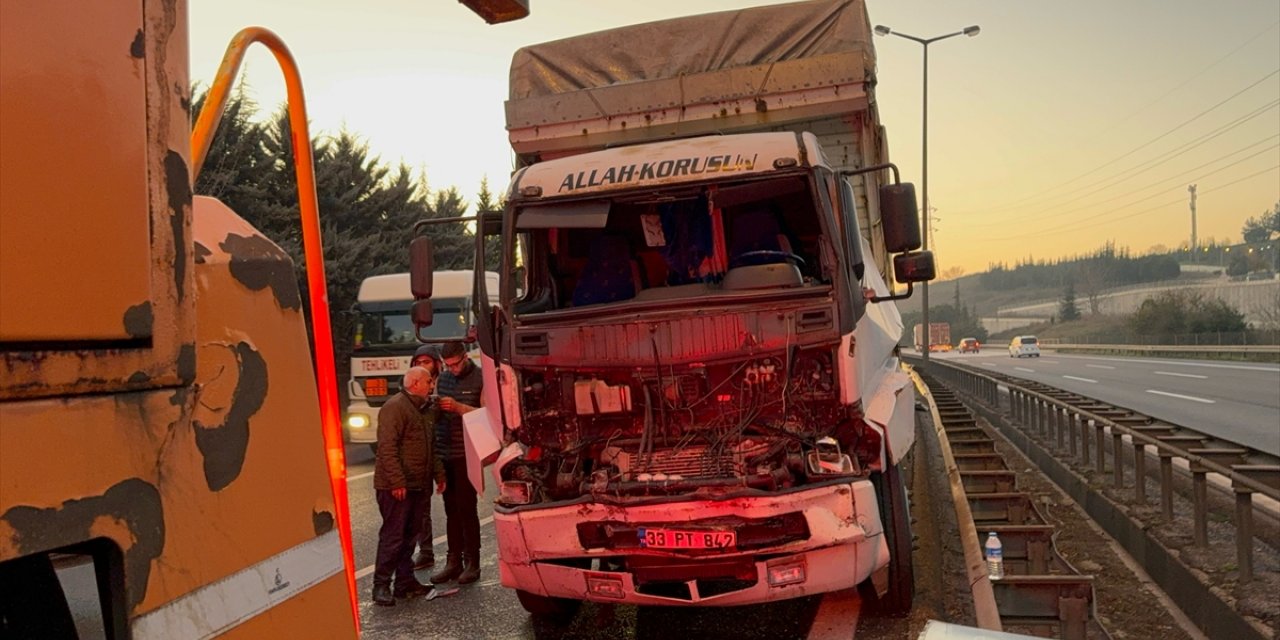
(1009, 335, 1041, 358)
(958, 338, 981, 353)
(929, 343, 953, 353)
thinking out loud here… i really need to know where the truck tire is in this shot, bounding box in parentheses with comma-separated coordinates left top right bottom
(864, 461, 914, 616)
(368, 443, 378, 456)
(516, 589, 581, 625)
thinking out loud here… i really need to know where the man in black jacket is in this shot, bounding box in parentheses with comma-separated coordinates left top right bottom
(429, 341, 485, 586)
(372, 366, 446, 606)
(410, 345, 442, 571)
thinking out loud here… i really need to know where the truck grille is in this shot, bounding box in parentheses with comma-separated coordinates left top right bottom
(607, 441, 772, 480)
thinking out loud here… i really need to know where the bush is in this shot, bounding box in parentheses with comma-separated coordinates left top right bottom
(1129, 291, 1246, 338)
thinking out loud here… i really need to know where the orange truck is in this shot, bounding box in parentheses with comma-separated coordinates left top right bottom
(0, 1, 526, 637)
(912, 323, 952, 353)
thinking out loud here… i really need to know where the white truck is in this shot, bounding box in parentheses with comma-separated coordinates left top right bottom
(344, 270, 497, 449)
(410, 0, 934, 621)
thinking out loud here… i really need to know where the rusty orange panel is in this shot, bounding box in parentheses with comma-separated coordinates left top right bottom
(0, 0, 195, 400)
(0, 0, 151, 342)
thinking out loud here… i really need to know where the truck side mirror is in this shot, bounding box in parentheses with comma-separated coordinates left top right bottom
(411, 299, 434, 328)
(879, 183, 921, 253)
(410, 236, 434, 299)
(894, 251, 936, 283)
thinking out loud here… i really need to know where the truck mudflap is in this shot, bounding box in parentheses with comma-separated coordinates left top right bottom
(495, 480, 889, 606)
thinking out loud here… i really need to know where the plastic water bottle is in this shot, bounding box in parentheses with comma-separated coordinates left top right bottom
(985, 532, 1005, 580)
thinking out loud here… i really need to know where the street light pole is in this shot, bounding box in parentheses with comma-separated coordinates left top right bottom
(874, 24, 980, 366)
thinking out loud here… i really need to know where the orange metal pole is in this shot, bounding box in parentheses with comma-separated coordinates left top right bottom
(191, 28, 359, 634)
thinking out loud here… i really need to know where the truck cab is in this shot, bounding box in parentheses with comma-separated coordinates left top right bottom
(345, 271, 497, 448)
(410, 0, 933, 621)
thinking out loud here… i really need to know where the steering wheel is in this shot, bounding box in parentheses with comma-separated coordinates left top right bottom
(730, 250, 806, 268)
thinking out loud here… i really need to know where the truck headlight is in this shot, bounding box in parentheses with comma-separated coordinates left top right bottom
(346, 413, 371, 430)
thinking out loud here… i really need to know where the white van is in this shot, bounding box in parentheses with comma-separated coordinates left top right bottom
(1009, 335, 1041, 358)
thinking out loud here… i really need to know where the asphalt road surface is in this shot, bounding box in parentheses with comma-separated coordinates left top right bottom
(921, 350, 1280, 456)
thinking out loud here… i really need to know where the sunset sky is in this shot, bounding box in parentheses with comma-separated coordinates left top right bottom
(190, 0, 1280, 278)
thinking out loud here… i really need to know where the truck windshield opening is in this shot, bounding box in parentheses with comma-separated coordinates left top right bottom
(512, 176, 828, 315)
(356, 298, 467, 347)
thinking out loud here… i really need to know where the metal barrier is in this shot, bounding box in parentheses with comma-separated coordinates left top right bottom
(909, 368, 1107, 639)
(907, 356, 1280, 584)
(911, 353, 1280, 640)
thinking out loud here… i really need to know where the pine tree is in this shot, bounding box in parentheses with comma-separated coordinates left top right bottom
(1059, 281, 1081, 321)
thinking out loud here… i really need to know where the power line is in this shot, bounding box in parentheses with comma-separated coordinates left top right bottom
(988, 160, 1280, 241)
(1092, 21, 1280, 138)
(975, 100, 1279, 223)
(962, 67, 1280, 214)
(964, 122, 1280, 228)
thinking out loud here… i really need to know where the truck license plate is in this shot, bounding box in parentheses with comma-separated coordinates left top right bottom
(638, 527, 735, 550)
(364, 378, 388, 396)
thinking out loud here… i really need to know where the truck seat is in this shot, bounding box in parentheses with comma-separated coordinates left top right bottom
(728, 205, 792, 266)
(572, 235, 639, 306)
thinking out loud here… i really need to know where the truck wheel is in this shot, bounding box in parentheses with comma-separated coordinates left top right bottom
(368, 443, 378, 456)
(865, 461, 914, 616)
(516, 589, 581, 625)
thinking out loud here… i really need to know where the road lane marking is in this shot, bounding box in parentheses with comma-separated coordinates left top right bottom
(1086, 364, 1116, 370)
(1070, 355, 1279, 373)
(356, 515, 496, 580)
(348, 471, 373, 482)
(1155, 371, 1209, 380)
(980, 362, 998, 367)
(1063, 375, 1098, 383)
(1015, 367, 1036, 373)
(1146, 389, 1215, 404)
(1039, 360, 1060, 364)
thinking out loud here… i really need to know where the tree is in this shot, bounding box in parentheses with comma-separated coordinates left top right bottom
(1076, 261, 1107, 316)
(1241, 202, 1280, 244)
(1227, 252, 1250, 277)
(1059, 281, 1081, 321)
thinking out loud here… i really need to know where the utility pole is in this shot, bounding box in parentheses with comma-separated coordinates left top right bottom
(1188, 184, 1198, 261)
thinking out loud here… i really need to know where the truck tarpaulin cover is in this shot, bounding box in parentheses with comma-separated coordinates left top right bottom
(507, 0, 873, 103)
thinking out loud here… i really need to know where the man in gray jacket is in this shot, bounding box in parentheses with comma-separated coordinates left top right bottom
(372, 366, 447, 606)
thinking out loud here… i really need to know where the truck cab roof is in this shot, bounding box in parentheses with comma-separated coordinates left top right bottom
(511, 131, 831, 201)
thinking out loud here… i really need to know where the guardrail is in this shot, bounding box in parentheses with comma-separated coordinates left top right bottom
(907, 369, 1003, 632)
(907, 355, 1279, 638)
(909, 367, 1108, 639)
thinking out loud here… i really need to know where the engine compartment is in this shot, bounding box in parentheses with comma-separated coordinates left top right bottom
(498, 344, 885, 507)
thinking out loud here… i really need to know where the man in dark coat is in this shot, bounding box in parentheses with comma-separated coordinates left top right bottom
(429, 341, 485, 585)
(410, 345, 442, 571)
(372, 366, 446, 606)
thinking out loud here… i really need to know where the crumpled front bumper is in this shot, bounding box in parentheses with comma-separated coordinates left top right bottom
(495, 480, 889, 606)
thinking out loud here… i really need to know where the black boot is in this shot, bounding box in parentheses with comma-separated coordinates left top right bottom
(457, 554, 480, 585)
(429, 554, 462, 584)
(372, 583, 394, 607)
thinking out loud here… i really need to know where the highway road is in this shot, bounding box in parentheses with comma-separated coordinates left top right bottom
(920, 350, 1280, 456)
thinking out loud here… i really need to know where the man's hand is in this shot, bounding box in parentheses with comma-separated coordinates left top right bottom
(436, 479, 447, 494)
(439, 397, 471, 414)
(392, 487, 407, 501)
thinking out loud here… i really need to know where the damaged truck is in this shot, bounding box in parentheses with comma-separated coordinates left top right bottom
(409, 0, 935, 620)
